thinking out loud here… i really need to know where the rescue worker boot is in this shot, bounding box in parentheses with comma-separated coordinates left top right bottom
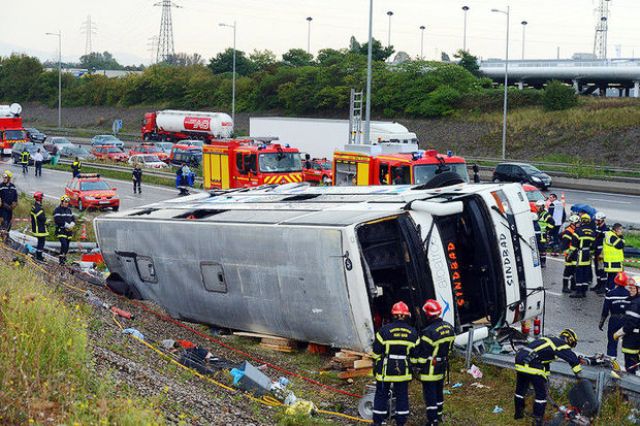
(533, 417, 544, 426)
(58, 255, 66, 265)
(562, 282, 572, 294)
(35, 251, 44, 262)
(514, 407, 524, 420)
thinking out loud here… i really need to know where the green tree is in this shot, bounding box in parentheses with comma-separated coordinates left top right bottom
(453, 49, 482, 77)
(208, 48, 256, 76)
(0, 54, 44, 101)
(543, 80, 578, 111)
(249, 49, 277, 71)
(282, 48, 314, 67)
(79, 51, 123, 70)
(356, 38, 395, 62)
(165, 53, 204, 66)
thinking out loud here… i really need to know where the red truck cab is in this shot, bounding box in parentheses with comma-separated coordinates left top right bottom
(0, 117, 26, 155)
(302, 158, 333, 185)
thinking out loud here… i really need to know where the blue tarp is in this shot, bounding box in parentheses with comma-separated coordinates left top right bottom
(570, 203, 597, 218)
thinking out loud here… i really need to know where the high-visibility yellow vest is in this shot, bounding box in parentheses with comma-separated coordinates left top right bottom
(603, 230, 624, 272)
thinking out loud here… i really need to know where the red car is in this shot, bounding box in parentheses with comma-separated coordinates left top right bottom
(523, 183, 546, 212)
(128, 143, 169, 162)
(302, 158, 333, 185)
(65, 173, 120, 211)
(92, 145, 128, 162)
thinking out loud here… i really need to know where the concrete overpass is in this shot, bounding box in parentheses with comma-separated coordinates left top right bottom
(479, 58, 640, 97)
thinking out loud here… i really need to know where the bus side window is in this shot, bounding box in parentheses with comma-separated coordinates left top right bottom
(380, 163, 389, 185)
(392, 166, 410, 185)
(244, 154, 257, 173)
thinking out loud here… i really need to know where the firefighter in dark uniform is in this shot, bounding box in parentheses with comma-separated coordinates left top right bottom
(514, 329, 582, 426)
(417, 299, 455, 426)
(569, 214, 596, 298)
(592, 211, 609, 294)
(561, 215, 580, 294)
(30, 192, 48, 261)
(600, 271, 631, 359)
(0, 170, 18, 234)
(535, 200, 555, 268)
(20, 149, 30, 174)
(614, 277, 640, 374)
(603, 223, 625, 291)
(71, 157, 81, 178)
(371, 301, 419, 426)
(53, 195, 75, 265)
(132, 163, 143, 194)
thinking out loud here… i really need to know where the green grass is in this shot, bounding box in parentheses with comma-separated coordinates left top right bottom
(625, 231, 640, 250)
(0, 260, 164, 424)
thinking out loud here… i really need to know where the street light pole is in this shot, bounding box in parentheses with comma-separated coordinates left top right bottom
(46, 31, 62, 128)
(462, 6, 469, 51)
(306, 17, 313, 54)
(491, 6, 510, 160)
(521, 20, 528, 60)
(387, 11, 393, 48)
(219, 22, 237, 126)
(420, 26, 426, 59)
(364, 0, 374, 146)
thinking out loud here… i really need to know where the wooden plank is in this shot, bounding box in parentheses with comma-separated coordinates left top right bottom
(353, 359, 373, 369)
(341, 349, 372, 359)
(259, 343, 295, 353)
(234, 331, 289, 342)
(338, 368, 373, 379)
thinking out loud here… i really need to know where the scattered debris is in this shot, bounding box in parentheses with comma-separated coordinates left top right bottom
(492, 405, 504, 414)
(470, 382, 491, 389)
(285, 400, 317, 416)
(331, 349, 373, 379)
(467, 364, 483, 379)
(451, 382, 463, 389)
(230, 361, 273, 395)
(122, 328, 145, 340)
(233, 331, 297, 353)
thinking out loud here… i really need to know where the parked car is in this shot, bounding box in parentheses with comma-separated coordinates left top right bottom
(302, 158, 333, 185)
(153, 141, 174, 155)
(92, 145, 128, 162)
(43, 136, 75, 154)
(128, 154, 169, 169)
(11, 142, 51, 165)
(169, 144, 202, 167)
(25, 127, 47, 143)
(492, 162, 552, 190)
(59, 145, 95, 160)
(65, 173, 119, 211)
(91, 134, 124, 149)
(522, 183, 546, 212)
(128, 143, 169, 161)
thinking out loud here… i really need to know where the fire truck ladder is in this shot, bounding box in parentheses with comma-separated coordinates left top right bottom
(349, 89, 364, 145)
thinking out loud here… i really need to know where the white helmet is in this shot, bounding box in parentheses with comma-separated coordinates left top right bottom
(535, 200, 545, 207)
(569, 215, 580, 224)
(595, 212, 606, 221)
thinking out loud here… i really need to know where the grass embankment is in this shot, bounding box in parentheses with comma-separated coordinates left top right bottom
(0, 260, 163, 424)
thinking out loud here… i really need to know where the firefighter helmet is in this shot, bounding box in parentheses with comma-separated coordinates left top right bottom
(422, 299, 443, 317)
(595, 212, 606, 221)
(2, 170, 12, 179)
(629, 277, 639, 288)
(560, 328, 578, 348)
(391, 301, 411, 317)
(33, 192, 44, 202)
(614, 271, 630, 287)
(535, 200, 545, 207)
(60, 195, 71, 203)
(580, 214, 591, 223)
(568, 215, 580, 224)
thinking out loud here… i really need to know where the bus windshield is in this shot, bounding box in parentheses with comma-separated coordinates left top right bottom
(413, 163, 469, 184)
(259, 152, 302, 173)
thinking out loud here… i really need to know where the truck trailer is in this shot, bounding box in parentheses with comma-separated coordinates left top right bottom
(142, 110, 233, 142)
(249, 117, 418, 159)
(95, 180, 544, 352)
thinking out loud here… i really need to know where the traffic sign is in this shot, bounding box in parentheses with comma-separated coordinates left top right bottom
(112, 119, 123, 135)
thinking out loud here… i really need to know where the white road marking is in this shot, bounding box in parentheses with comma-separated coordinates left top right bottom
(556, 187, 640, 200)
(546, 291, 562, 296)
(586, 198, 631, 205)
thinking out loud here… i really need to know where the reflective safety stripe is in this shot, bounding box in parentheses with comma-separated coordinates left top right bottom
(572, 364, 583, 374)
(535, 399, 547, 404)
(396, 410, 410, 415)
(388, 354, 406, 360)
(426, 406, 438, 410)
(622, 348, 640, 354)
(375, 373, 412, 382)
(372, 410, 387, 414)
(626, 311, 640, 319)
(419, 373, 445, 381)
(515, 363, 550, 378)
(514, 394, 525, 399)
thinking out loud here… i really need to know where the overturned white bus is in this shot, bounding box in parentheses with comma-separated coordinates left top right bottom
(95, 180, 544, 352)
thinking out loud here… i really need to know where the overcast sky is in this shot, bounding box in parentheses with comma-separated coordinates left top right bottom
(3, 0, 640, 65)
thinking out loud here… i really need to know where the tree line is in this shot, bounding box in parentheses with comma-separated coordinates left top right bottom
(0, 37, 576, 118)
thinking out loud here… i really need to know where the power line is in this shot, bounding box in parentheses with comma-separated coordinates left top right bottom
(155, 0, 181, 63)
(80, 15, 97, 56)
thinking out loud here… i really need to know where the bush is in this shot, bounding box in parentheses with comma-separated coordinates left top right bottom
(543, 80, 578, 111)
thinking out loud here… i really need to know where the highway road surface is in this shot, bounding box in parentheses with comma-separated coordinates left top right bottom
(552, 187, 640, 228)
(0, 160, 179, 210)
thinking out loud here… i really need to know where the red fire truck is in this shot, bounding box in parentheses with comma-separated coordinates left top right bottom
(142, 110, 233, 142)
(332, 144, 468, 186)
(202, 139, 303, 189)
(0, 103, 27, 155)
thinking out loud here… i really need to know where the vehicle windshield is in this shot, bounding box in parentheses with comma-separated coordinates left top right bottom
(99, 135, 117, 141)
(315, 161, 331, 170)
(5, 130, 26, 140)
(142, 155, 160, 162)
(139, 145, 161, 153)
(106, 147, 122, 153)
(259, 152, 302, 173)
(520, 164, 542, 174)
(413, 163, 470, 184)
(67, 147, 90, 156)
(52, 138, 71, 145)
(80, 181, 110, 191)
(183, 141, 203, 147)
(526, 189, 546, 202)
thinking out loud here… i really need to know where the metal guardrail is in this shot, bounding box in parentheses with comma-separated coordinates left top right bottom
(467, 156, 640, 175)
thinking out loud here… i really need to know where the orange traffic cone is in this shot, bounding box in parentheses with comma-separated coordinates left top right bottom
(80, 223, 87, 241)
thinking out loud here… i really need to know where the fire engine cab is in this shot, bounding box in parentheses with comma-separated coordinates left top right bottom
(332, 143, 469, 186)
(203, 139, 303, 189)
(0, 103, 27, 155)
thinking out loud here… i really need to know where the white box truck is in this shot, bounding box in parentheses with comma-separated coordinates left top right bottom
(249, 117, 419, 159)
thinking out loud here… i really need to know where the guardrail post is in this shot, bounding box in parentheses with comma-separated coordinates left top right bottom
(465, 327, 475, 370)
